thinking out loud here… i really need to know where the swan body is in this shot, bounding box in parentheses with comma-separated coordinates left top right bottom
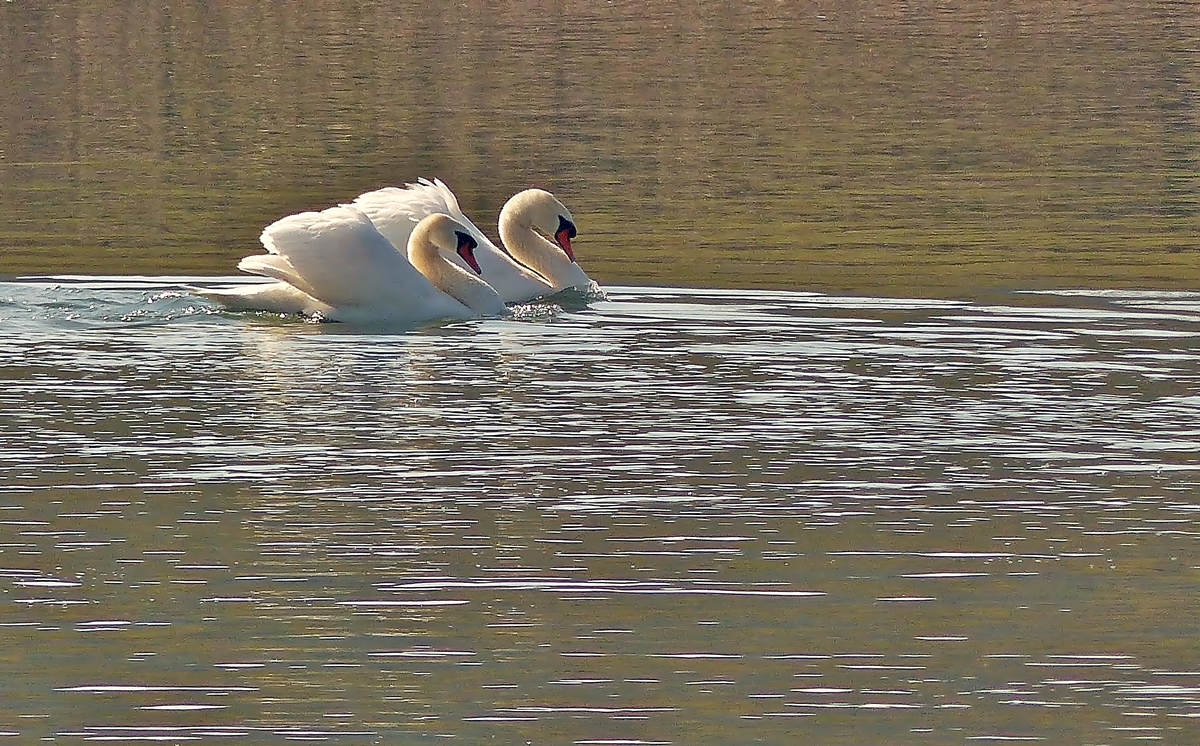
(195, 208, 506, 324)
(352, 178, 593, 303)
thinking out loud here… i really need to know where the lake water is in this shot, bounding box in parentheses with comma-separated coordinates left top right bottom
(3, 1, 1200, 743)
(2, 0, 1198, 294)
(1, 277, 1199, 743)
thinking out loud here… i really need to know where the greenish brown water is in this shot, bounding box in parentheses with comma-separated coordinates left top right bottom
(2, 0, 1197, 297)
(3, 3, 1200, 744)
(1, 278, 1199, 744)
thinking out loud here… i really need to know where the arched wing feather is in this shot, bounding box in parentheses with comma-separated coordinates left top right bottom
(255, 205, 435, 309)
(352, 178, 502, 257)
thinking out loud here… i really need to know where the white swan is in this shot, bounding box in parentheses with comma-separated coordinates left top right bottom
(352, 178, 594, 303)
(194, 207, 507, 324)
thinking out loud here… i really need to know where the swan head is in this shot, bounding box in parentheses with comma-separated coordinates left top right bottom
(415, 213, 483, 274)
(501, 189, 578, 262)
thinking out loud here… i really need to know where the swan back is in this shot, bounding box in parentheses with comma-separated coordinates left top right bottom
(498, 189, 592, 291)
(353, 179, 554, 303)
(240, 206, 486, 323)
(246, 205, 425, 310)
(352, 179, 478, 252)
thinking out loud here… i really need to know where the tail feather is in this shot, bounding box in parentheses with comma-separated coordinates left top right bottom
(189, 280, 328, 315)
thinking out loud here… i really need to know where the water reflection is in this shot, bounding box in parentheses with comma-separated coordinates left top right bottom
(2, 2, 1198, 295)
(1, 278, 1198, 743)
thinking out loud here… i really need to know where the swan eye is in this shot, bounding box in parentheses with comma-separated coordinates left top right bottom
(454, 230, 478, 251)
(557, 215, 577, 239)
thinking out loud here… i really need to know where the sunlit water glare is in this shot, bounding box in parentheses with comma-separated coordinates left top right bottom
(1, 277, 1198, 744)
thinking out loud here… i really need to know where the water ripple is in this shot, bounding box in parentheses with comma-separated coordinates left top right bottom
(1, 278, 1198, 743)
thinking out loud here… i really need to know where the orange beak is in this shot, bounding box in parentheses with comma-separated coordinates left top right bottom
(554, 228, 576, 263)
(554, 216, 578, 262)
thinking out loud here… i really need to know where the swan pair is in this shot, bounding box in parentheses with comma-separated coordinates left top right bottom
(195, 179, 593, 324)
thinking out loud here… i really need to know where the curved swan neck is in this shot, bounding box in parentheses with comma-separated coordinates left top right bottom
(498, 195, 589, 291)
(408, 219, 506, 315)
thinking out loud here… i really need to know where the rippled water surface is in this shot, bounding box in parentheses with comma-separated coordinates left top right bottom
(1, 278, 1198, 743)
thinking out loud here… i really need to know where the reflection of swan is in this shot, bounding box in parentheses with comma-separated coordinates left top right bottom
(352, 179, 594, 303)
(195, 208, 507, 324)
